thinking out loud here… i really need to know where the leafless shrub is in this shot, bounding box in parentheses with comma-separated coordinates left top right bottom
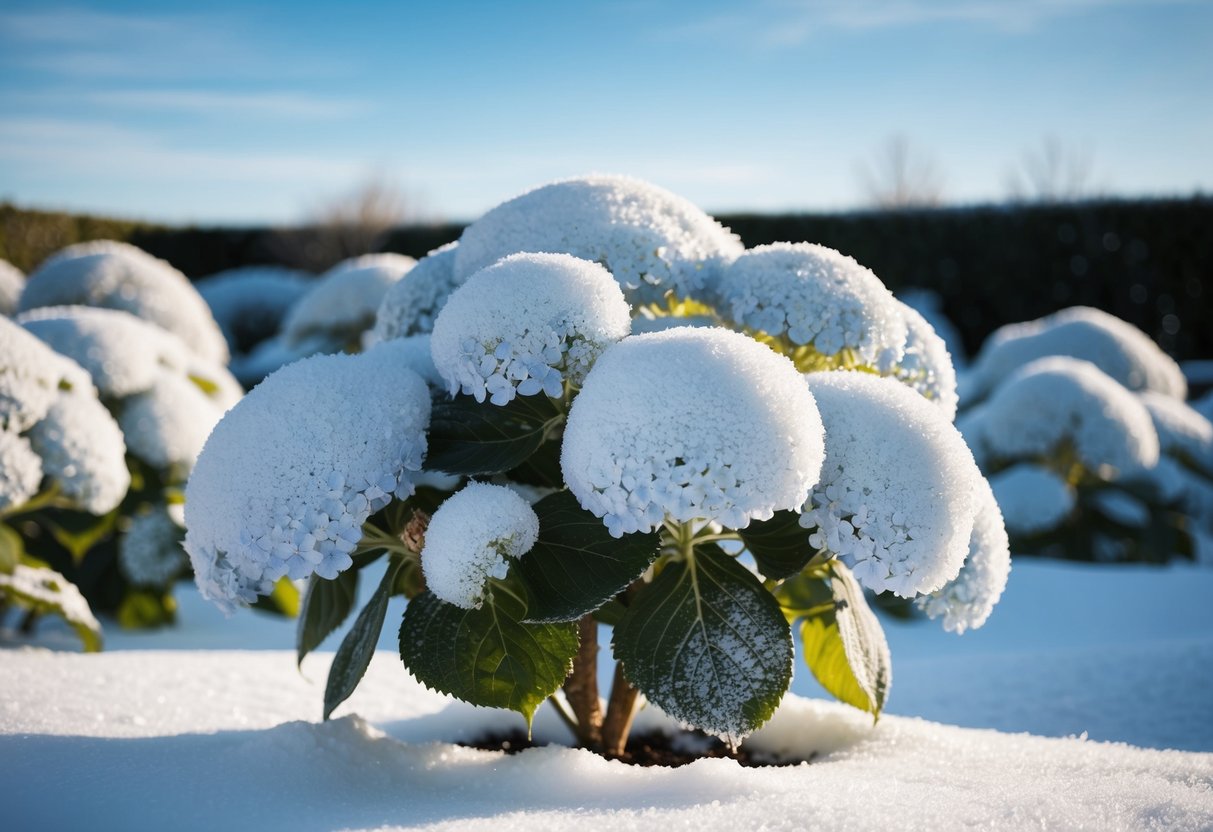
(1005, 137, 1100, 203)
(857, 134, 946, 210)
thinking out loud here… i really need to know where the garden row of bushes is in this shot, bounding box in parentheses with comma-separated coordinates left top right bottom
(3, 197, 1209, 361)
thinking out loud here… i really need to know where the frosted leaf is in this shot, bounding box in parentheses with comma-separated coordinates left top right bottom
(715, 243, 908, 371)
(282, 253, 415, 348)
(889, 302, 959, 420)
(119, 372, 225, 473)
(800, 372, 982, 598)
(119, 503, 188, 587)
(420, 482, 540, 609)
(184, 345, 431, 610)
(0, 429, 42, 512)
(28, 386, 129, 515)
(1139, 391, 1213, 471)
(371, 242, 463, 342)
(196, 266, 312, 353)
(0, 316, 89, 433)
(562, 327, 825, 537)
(19, 240, 229, 365)
(988, 463, 1075, 536)
(0, 563, 100, 636)
(963, 306, 1186, 404)
(978, 357, 1160, 480)
(916, 478, 1010, 634)
(454, 174, 743, 306)
(0, 259, 24, 317)
(431, 253, 631, 405)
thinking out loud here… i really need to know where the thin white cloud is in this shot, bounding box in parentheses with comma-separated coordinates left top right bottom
(87, 89, 370, 119)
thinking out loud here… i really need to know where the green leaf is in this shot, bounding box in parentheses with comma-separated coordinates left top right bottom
(425, 392, 562, 477)
(297, 570, 359, 667)
(780, 562, 891, 718)
(612, 544, 793, 745)
(517, 491, 660, 622)
(399, 581, 579, 729)
(0, 523, 23, 574)
(117, 589, 177, 629)
(0, 563, 103, 652)
(738, 509, 815, 580)
(324, 562, 399, 720)
(43, 510, 119, 562)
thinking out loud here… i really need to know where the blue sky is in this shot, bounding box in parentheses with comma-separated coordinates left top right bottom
(1, 1, 1210, 224)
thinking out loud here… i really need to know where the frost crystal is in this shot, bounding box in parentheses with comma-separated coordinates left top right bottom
(184, 345, 431, 609)
(963, 306, 1186, 404)
(562, 327, 825, 537)
(714, 243, 908, 371)
(371, 242, 463, 343)
(453, 174, 743, 306)
(28, 387, 129, 515)
(988, 463, 1075, 536)
(0, 316, 88, 433)
(431, 253, 631, 405)
(282, 253, 415, 348)
(19, 240, 229, 365)
(0, 429, 42, 512)
(0, 259, 24, 317)
(119, 504, 188, 587)
(890, 302, 959, 420)
(916, 478, 1010, 633)
(420, 482, 539, 609)
(196, 266, 312, 353)
(119, 373, 226, 472)
(800, 372, 982, 598)
(975, 357, 1160, 480)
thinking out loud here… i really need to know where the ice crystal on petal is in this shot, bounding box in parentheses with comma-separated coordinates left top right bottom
(420, 482, 539, 609)
(282, 253, 415, 348)
(0, 429, 42, 512)
(371, 242, 463, 343)
(0, 259, 24, 317)
(800, 372, 982, 598)
(562, 327, 825, 537)
(28, 386, 129, 514)
(988, 463, 1076, 536)
(119, 503, 188, 587)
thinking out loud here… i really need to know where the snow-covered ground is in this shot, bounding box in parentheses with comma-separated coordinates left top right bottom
(4, 558, 1213, 830)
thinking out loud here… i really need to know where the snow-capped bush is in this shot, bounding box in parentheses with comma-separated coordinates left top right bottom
(196, 266, 312, 354)
(281, 253, 415, 351)
(0, 259, 24, 317)
(371, 242, 462, 343)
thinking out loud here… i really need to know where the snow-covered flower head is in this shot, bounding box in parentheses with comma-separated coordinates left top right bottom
(371, 242, 463, 343)
(19, 240, 229, 365)
(562, 327, 825, 537)
(890, 301, 959, 420)
(431, 253, 631, 405)
(988, 463, 1076, 537)
(27, 385, 130, 515)
(962, 306, 1186, 404)
(196, 266, 312, 354)
(119, 373, 226, 472)
(420, 482, 540, 609)
(0, 429, 42, 512)
(184, 343, 431, 609)
(800, 372, 983, 598)
(1139, 391, 1213, 472)
(119, 503, 188, 588)
(915, 477, 1010, 634)
(0, 315, 88, 433)
(281, 253, 415, 348)
(453, 175, 744, 306)
(972, 356, 1160, 480)
(714, 243, 908, 372)
(0, 259, 24, 317)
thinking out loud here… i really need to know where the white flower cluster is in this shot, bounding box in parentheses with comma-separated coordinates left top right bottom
(0, 259, 24, 316)
(19, 240, 229, 365)
(420, 482, 540, 609)
(119, 503, 188, 588)
(184, 343, 431, 609)
(915, 478, 1010, 634)
(0, 428, 42, 512)
(962, 306, 1186, 404)
(892, 302, 959, 421)
(282, 253, 416, 348)
(562, 327, 825, 537)
(120, 374, 223, 472)
(431, 253, 631, 405)
(800, 372, 982, 598)
(196, 266, 312, 352)
(371, 242, 463, 343)
(988, 463, 1076, 536)
(968, 357, 1160, 481)
(453, 175, 743, 306)
(714, 243, 908, 371)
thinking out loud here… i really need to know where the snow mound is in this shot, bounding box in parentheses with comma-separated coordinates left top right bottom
(988, 463, 1075, 536)
(0, 428, 42, 511)
(715, 243, 908, 371)
(562, 327, 825, 537)
(119, 373, 225, 471)
(421, 481, 540, 608)
(0, 258, 24, 316)
(431, 252, 631, 405)
(963, 306, 1186, 403)
(892, 301, 959, 419)
(0, 315, 89, 433)
(184, 345, 431, 609)
(195, 266, 312, 352)
(27, 385, 129, 514)
(453, 174, 743, 306)
(282, 253, 415, 348)
(371, 242, 463, 343)
(19, 240, 229, 365)
(801, 372, 982, 598)
(119, 502, 188, 588)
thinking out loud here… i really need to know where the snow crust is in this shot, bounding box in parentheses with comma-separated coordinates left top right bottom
(282, 253, 415, 347)
(562, 327, 825, 536)
(421, 482, 540, 608)
(988, 463, 1075, 536)
(0, 258, 24, 316)
(372, 242, 463, 343)
(801, 372, 982, 597)
(431, 252, 631, 404)
(453, 174, 743, 305)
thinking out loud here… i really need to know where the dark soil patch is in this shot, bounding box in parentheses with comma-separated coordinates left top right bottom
(460, 729, 810, 767)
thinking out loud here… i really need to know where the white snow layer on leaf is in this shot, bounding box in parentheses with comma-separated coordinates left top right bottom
(119, 503, 188, 587)
(988, 463, 1076, 536)
(195, 266, 312, 350)
(800, 372, 982, 598)
(715, 243, 908, 370)
(891, 301, 959, 420)
(963, 305, 1186, 403)
(19, 240, 229, 365)
(915, 477, 1010, 633)
(0, 563, 99, 631)
(282, 253, 415, 346)
(978, 356, 1160, 479)
(431, 252, 631, 405)
(453, 174, 743, 305)
(0, 315, 90, 433)
(0, 428, 42, 511)
(0, 258, 24, 316)
(184, 345, 431, 609)
(420, 481, 540, 609)
(119, 372, 224, 472)
(1140, 390, 1213, 470)
(371, 242, 463, 343)
(562, 327, 825, 537)
(27, 386, 129, 514)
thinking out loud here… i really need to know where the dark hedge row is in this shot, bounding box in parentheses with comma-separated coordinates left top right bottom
(4, 198, 1209, 362)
